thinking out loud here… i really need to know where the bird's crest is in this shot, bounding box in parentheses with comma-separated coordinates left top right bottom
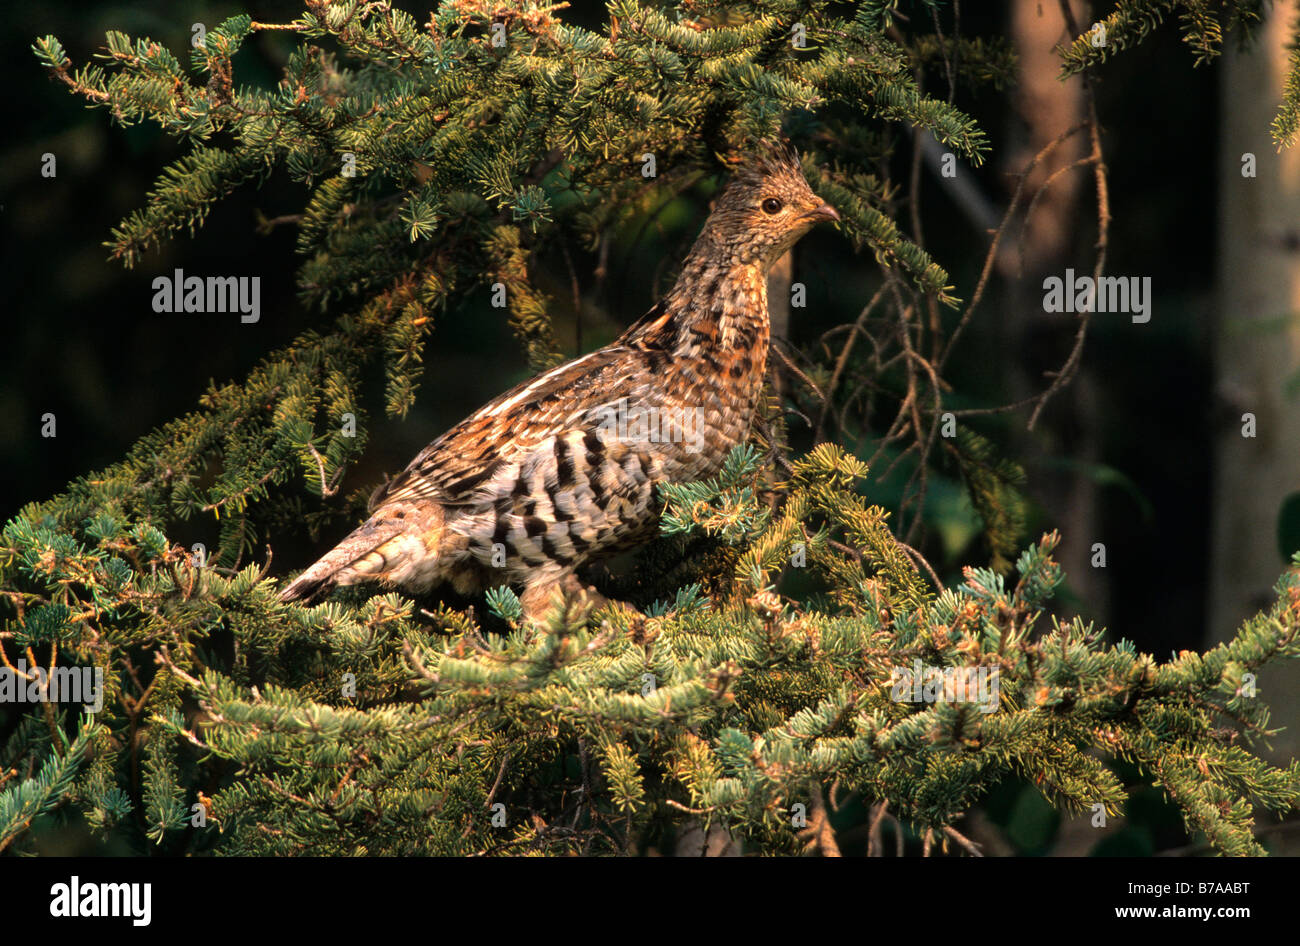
(722, 136, 804, 186)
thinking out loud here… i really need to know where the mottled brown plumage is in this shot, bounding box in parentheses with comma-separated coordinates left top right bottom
(279, 142, 838, 615)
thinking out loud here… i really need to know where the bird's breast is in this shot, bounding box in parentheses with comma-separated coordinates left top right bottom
(444, 268, 773, 583)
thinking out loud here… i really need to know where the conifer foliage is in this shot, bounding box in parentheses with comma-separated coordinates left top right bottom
(6, 1, 1300, 855)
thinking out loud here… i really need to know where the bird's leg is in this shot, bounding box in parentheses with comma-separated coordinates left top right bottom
(519, 573, 636, 624)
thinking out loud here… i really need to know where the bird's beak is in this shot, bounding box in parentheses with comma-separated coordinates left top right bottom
(806, 202, 840, 224)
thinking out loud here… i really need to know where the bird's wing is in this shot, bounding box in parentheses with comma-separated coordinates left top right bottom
(370, 339, 658, 510)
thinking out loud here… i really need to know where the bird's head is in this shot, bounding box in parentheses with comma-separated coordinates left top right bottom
(699, 140, 840, 268)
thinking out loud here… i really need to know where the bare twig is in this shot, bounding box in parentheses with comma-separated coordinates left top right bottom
(943, 824, 984, 856)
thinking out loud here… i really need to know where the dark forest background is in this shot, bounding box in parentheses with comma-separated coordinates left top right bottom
(5, 1, 1290, 855)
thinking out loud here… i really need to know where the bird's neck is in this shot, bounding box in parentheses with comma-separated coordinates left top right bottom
(632, 252, 772, 361)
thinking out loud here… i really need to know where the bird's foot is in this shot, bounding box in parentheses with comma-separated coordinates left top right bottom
(520, 574, 638, 626)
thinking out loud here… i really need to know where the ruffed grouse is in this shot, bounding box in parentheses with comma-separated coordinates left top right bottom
(279, 142, 838, 615)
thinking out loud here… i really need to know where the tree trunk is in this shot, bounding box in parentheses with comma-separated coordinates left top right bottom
(1210, 6, 1300, 774)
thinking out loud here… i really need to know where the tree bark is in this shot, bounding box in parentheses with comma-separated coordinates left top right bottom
(1210, 6, 1300, 771)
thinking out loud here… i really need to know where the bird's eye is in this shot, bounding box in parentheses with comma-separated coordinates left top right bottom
(761, 197, 783, 214)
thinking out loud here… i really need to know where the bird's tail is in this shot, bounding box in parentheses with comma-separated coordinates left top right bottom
(278, 507, 435, 603)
